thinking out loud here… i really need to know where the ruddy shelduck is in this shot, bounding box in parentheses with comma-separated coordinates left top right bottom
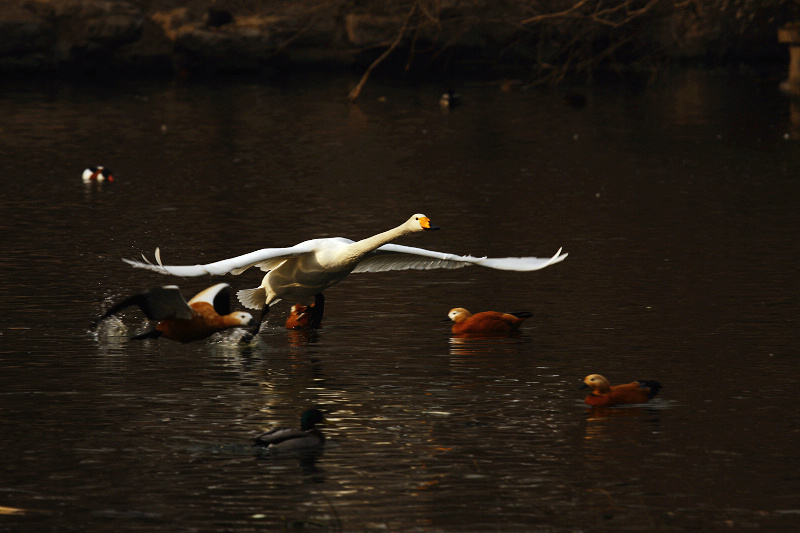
(285, 293, 325, 330)
(580, 374, 662, 407)
(123, 214, 568, 336)
(92, 283, 253, 343)
(82, 166, 113, 182)
(254, 409, 327, 451)
(447, 308, 533, 336)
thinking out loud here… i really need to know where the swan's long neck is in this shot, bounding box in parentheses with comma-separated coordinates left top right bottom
(346, 223, 413, 261)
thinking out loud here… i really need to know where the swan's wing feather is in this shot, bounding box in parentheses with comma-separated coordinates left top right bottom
(352, 244, 477, 272)
(353, 244, 567, 273)
(122, 241, 321, 277)
(473, 247, 568, 271)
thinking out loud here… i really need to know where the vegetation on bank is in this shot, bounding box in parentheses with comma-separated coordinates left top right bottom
(335, 0, 796, 99)
(345, 0, 797, 93)
(1, 0, 798, 95)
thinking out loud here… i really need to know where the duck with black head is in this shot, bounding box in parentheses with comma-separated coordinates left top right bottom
(254, 409, 328, 451)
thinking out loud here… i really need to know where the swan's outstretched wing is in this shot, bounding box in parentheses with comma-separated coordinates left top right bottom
(122, 240, 323, 277)
(353, 245, 567, 273)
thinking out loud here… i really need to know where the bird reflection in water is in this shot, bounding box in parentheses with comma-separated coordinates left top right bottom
(448, 335, 496, 357)
(254, 446, 326, 484)
(790, 100, 800, 139)
(581, 405, 663, 469)
(447, 336, 531, 370)
(287, 328, 321, 347)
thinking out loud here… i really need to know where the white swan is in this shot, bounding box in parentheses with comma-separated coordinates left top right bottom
(123, 214, 567, 332)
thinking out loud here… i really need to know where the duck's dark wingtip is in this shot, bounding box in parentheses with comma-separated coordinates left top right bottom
(130, 329, 162, 341)
(638, 380, 662, 398)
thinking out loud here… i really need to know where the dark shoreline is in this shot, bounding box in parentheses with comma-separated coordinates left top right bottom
(1, 0, 796, 86)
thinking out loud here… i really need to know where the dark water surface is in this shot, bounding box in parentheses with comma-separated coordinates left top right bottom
(2, 70, 799, 531)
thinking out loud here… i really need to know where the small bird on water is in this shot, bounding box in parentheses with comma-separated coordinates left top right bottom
(580, 374, 662, 407)
(447, 307, 533, 336)
(254, 409, 327, 451)
(82, 166, 113, 182)
(285, 293, 325, 330)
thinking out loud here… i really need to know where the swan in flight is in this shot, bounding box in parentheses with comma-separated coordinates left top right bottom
(123, 214, 567, 335)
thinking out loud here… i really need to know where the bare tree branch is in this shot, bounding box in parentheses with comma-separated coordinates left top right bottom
(591, 0, 663, 28)
(521, 0, 593, 25)
(348, 2, 419, 103)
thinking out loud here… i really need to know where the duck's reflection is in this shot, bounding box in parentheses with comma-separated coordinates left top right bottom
(254, 447, 326, 484)
(790, 99, 800, 139)
(287, 329, 321, 347)
(447, 334, 525, 357)
(581, 405, 663, 449)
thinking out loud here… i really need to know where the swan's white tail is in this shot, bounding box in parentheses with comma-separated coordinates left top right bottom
(237, 287, 266, 310)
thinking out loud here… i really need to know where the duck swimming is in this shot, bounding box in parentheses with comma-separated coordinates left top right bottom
(439, 90, 461, 109)
(123, 214, 567, 336)
(447, 307, 532, 336)
(82, 166, 113, 182)
(254, 409, 327, 451)
(580, 374, 662, 407)
(91, 283, 253, 343)
(285, 293, 325, 330)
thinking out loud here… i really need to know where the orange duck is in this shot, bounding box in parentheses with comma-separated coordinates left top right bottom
(285, 293, 324, 330)
(580, 374, 662, 407)
(92, 283, 253, 343)
(447, 307, 533, 336)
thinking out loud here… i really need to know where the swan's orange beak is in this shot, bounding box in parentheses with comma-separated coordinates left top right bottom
(420, 217, 440, 231)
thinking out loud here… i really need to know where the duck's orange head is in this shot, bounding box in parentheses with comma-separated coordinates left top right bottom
(581, 374, 612, 394)
(290, 303, 308, 317)
(447, 308, 472, 323)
